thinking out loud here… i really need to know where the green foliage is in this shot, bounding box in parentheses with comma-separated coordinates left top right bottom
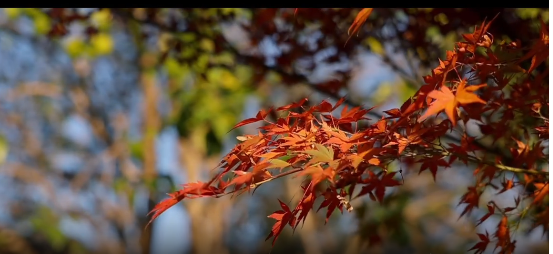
(30, 207, 67, 251)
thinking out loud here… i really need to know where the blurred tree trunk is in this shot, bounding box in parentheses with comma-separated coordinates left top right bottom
(285, 177, 322, 254)
(179, 135, 231, 254)
(139, 55, 161, 254)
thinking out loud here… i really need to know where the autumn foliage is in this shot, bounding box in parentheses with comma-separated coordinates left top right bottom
(149, 10, 548, 254)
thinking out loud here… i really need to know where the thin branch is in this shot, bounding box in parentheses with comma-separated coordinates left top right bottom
(212, 167, 304, 198)
(442, 151, 548, 176)
(250, 167, 303, 188)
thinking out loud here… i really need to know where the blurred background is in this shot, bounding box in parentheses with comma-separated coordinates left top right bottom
(0, 8, 548, 254)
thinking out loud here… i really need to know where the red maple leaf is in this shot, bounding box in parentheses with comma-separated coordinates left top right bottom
(230, 108, 272, 131)
(317, 189, 344, 224)
(458, 186, 481, 218)
(356, 171, 401, 203)
(266, 199, 296, 245)
(418, 156, 450, 182)
(518, 19, 548, 73)
(229, 161, 272, 190)
(147, 180, 224, 227)
(276, 97, 308, 111)
(468, 231, 490, 254)
(295, 187, 316, 229)
(476, 203, 495, 226)
(146, 189, 186, 227)
(497, 178, 515, 194)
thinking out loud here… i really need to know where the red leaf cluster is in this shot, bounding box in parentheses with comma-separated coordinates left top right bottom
(149, 14, 549, 254)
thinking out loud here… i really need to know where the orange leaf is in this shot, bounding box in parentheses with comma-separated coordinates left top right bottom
(418, 80, 486, 125)
(298, 165, 335, 190)
(418, 85, 456, 123)
(346, 8, 373, 44)
(494, 216, 511, 251)
(455, 81, 486, 105)
(533, 182, 549, 205)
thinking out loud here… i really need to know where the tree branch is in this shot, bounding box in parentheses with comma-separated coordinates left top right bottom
(211, 167, 304, 199)
(441, 151, 549, 176)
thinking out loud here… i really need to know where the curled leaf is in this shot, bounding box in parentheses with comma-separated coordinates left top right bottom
(346, 8, 373, 45)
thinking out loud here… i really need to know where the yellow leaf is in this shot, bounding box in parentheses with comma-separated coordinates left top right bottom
(164, 57, 184, 78)
(5, 8, 21, 19)
(304, 144, 334, 163)
(33, 13, 51, 35)
(268, 159, 291, 171)
(0, 135, 7, 165)
(200, 38, 215, 52)
(65, 38, 86, 58)
(364, 37, 384, 55)
(207, 68, 239, 90)
(91, 33, 114, 55)
(371, 82, 392, 103)
(91, 9, 112, 30)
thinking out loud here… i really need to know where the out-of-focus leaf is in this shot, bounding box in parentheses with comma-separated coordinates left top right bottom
(193, 54, 210, 72)
(207, 68, 238, 90)
(347, 8, 373, 42)
(165, 57, 187, 79)
(200, 38, 215, 52)
(65, 38, 86, 58)
(91, 33, 114, 55)
(398, 80, 418, 103)
(22, 9, 51, 35)
(0, 135, 7, 165)
(30, 207, 67, 251)
(4, 8, 21, 19)
(129, 140, 144, 161)
(91, 8, 112, 30)
(210, 112, 235, 141)
(213, 52, 235, 66)
(364, 37, 384, 55)
(371, 82, 393, 104)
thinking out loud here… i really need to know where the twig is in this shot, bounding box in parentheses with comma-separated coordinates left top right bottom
(250, 167, 303, 189)
(441, 151, 548, 176)
(209, 167, 303, 198)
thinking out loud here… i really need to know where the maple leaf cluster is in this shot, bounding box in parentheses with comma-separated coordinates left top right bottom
(149, 14, 548, 254)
